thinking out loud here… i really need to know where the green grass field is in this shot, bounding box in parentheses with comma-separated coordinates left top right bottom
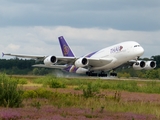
(0, 74, 160, 119)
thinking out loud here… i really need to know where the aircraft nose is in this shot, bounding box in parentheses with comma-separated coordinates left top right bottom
(139, 47, 144, 55)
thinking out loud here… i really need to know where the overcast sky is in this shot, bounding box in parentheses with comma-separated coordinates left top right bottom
(1, 0, 160, 58)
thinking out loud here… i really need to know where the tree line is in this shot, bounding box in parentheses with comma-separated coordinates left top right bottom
(0, 58, 51, 75)
(0, 55, 160, 79)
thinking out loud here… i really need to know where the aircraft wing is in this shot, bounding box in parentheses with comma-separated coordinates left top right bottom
(2, 52, 77, 65)
(3, 53, 113, 67)
(87, 57, 113, 67)
(53, 56, 76, 64)
(128, 60, 137, 63)
(32, 57, 113, 69)
(2, 53, 45, 60)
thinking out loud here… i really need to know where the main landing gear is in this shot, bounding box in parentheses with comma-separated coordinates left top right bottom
(98, 71, 107, 77)
(110, 72, 117, 76)
(86, 71, 107, 77)
(86, 71, 117, 77)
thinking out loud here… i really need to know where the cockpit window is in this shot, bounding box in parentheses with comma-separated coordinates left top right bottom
(134, 45, 140, 47)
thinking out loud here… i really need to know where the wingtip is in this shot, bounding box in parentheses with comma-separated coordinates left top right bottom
(2, 52, 4, 57)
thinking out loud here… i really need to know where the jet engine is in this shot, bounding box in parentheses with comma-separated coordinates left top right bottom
(133, 60, 146, 70)
(133, 60, 156, 70)
(144, 61, 156, 70)
(44, 56, 57, 66)
(75, 57, 89, 67)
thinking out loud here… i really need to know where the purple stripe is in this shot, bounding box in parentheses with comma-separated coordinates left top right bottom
(85, 51, 98, 58)
(64, 65, 78, 73)
(64, 65, 71, 72)
(70, 66, 79, 73)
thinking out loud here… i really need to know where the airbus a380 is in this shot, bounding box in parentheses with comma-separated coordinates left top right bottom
(3, 36, 156, 77)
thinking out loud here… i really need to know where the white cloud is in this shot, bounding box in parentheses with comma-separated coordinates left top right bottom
(6, 43, 20, 51)
(0, 26, 160, 58)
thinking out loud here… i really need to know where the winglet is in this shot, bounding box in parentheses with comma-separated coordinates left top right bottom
(58, 36, 75, 57)
(2, 52, 4, 57)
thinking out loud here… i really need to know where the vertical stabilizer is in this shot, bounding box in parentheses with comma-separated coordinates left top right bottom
(58, 36, 75, 57)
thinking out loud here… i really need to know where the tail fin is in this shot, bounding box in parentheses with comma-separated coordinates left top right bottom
(58, 36, 75, 57)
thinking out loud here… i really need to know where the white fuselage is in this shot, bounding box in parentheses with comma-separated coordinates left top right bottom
(86, 41, 144, 71)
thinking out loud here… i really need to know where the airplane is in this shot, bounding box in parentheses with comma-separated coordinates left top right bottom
(2, 36, 156, 77)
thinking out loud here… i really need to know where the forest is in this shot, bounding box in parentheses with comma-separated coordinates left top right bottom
(0, 55, 160, 79)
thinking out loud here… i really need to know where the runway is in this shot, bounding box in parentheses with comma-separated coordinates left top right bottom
(63, 75, 160, 82)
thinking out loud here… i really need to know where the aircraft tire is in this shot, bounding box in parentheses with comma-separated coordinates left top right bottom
(110, 73, 117, 76)
(98, 73, 107, 77)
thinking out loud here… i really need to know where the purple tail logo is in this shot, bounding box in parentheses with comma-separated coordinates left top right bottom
(63, 45, 69, 56)
(58, 36, 75, 57)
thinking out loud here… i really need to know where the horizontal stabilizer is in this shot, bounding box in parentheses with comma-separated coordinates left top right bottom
(32, 64, 67, 69)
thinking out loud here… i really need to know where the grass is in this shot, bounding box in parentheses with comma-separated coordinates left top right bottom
(27, 75, 160, 94)
(22, 89, 160, 118)
(5, 75, 160, 119)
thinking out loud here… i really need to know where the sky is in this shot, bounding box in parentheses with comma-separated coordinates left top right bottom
(0, 0, 160, 59)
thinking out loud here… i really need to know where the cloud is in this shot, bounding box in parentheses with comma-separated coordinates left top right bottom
(7, 43, 20, 50)
(0, 26, 160, 58)
(0, 0, 159, 31)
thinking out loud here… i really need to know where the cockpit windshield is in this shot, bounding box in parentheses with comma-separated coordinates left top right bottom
(134, 45, 140, 47)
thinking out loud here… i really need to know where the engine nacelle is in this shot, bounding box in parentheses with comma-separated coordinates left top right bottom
(144, 61, 156, 70)
(75, 57, 89, 67)
(44, 56, 57, 66)
(133, 60, 146, 70)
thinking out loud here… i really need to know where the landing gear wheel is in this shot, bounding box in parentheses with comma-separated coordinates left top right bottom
(98, 71, 107, 77)
(110, 72, 117, 76)
(86, 71, 98, 76)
